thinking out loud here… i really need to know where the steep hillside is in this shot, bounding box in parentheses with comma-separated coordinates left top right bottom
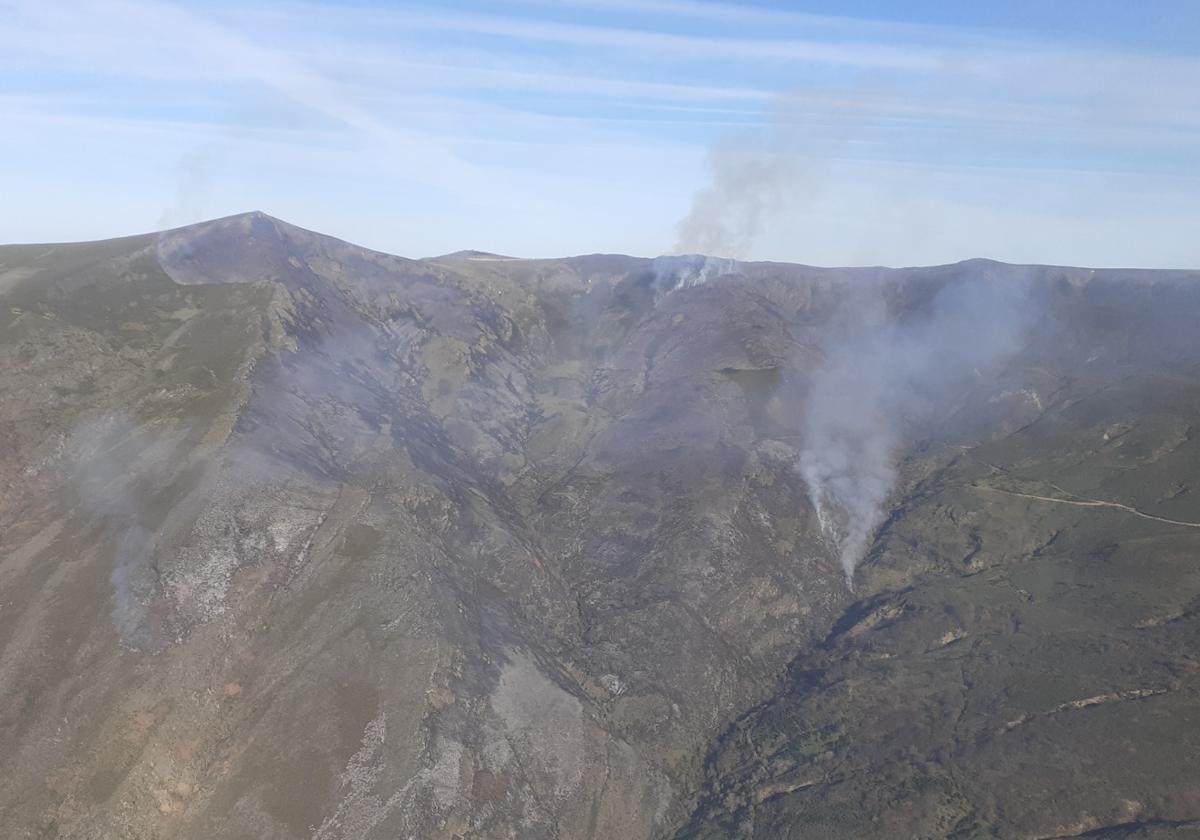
(1, 213, 1198, 839)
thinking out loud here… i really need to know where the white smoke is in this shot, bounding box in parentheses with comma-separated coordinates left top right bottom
(69, 417, 177, 649)
(799, 273, 1032, 584)
(651, 254, 741, 293)
(673, 134, 799, 259)
(158, 150, 213, 231)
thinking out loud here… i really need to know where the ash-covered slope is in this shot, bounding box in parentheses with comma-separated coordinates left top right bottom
(1, 213, 1198, 839)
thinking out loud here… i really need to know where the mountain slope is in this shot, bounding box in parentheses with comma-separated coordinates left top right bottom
(1, 213, 1198, 839)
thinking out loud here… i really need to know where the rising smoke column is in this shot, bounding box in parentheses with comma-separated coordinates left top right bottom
(69, 419, 164, 648)
(651, 254, 741, 294)
(799, 273, 1032, 583)
(674, 135, 796, 258)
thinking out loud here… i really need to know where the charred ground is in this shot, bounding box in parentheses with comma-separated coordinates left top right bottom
(1, 213, 1199, 839)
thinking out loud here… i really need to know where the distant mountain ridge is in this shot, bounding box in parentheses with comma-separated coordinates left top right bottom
(1, 214, 1198, 839)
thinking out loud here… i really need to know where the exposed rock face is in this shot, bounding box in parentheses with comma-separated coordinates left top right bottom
(1, 213, 1198, 839)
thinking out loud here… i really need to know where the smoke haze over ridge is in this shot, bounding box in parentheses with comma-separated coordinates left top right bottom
(799, 273, 1034, 581)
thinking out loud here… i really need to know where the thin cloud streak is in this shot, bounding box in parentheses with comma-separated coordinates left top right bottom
(311, 51, 774, 104)
(308, 9, 949, 70)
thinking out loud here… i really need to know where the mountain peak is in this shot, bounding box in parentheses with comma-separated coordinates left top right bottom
(429, 249, 521, 262)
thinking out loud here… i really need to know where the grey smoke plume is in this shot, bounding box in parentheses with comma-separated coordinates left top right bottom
(158, 150, 212, 230)
(674, 134, 797, 258)
(651, 254, 741, 293)
(799, 274, 1032, 583)
(69, 418, 177, 649)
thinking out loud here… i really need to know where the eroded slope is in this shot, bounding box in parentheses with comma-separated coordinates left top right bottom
(1, 214, 1198, 839)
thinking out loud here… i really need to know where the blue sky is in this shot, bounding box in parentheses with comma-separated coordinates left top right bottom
(2, 0, 1198, 266)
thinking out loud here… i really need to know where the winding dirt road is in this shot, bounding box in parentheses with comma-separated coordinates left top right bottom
(972, 485, 1200, 529)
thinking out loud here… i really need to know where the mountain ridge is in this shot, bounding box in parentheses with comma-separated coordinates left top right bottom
(10, 211, 1192, 275)
(1, 217, 1198, 839)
